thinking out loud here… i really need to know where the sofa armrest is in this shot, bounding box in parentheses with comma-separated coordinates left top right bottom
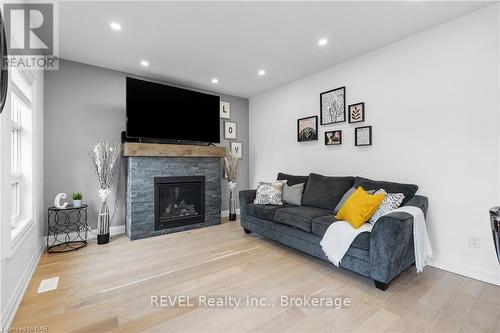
(369, 195, 428, 283)
(239, 190, 256, 224)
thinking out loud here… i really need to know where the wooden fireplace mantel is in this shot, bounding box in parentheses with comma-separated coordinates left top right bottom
(122, 142, 226, 158)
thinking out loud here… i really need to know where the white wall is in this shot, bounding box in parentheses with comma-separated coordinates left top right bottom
(249, 5, 500, 284)
(0, 69, 45, 328)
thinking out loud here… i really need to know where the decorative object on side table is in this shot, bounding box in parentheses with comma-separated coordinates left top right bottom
(54, 193, 68, 209)
(220, 101, 231, 119)
(297, 116, 318, 142)
(325, 130, 342, 145)
(230, 141, 243, 159)
(348, 102, 365, 123)
(72, 192, 83, 208)
(224, 121, 237, 140)
(355, 126, 372, 146)
(89, 141, 121, 244)
(223, 151, 239, 221)
(47, 205, 88, 253)
(320, 86, 346, 125)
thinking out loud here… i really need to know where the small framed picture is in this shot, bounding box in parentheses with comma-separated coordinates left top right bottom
(325, 130, 342, 145)
(224, 121, 237, 140)
(355, 126, 372, 146)
(297, 116, 318, 142)
(230, 141, 243, 159)
(349, 102, 365, 123)
(320, 86, 346, 125)
(220, 101, 231, 119)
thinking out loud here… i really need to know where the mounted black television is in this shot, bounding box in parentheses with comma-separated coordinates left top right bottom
(126, 77, 220, 144)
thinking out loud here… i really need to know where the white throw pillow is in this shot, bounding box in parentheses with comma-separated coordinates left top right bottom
(369, 189, 405, 224)
(253, 181, 286, 205)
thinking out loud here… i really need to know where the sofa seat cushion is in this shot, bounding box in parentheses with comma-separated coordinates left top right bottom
(302, 173, 354, 210)
(353, 177, 418, 205)
(246, 203, 296, 221)
(311, 215, 371, 250)
(274, 206, 332, 232)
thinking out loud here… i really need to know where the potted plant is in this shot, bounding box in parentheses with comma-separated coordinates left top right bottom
(72, 192, 83, 208)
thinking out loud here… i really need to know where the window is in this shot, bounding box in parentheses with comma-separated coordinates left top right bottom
(9, 69, 33, 228)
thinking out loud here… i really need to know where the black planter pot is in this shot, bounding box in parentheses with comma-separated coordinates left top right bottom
(229, 213, 237, 221)
(97, 233, 110, 245)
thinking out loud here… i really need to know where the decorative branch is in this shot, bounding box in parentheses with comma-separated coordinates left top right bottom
(223, 151, 239, 183)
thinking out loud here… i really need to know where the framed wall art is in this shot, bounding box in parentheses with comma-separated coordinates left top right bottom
(220, 101, 231, 119)
(320, 86, 346, 125)
(224, 121, 237, 140)
(297, 116, 318, 142)
(355, 126, 372, 146)
(325, 130, 342, 145)
(348, 102, 365, 123)
(230, 141, 243, 159)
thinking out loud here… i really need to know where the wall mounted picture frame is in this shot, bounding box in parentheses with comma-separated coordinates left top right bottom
(230, 141, 243, 159)
(325, 130, 342, 145)
(297, 116, 318, 142)
(320, 86, 346, 125)
(349, 102, 365, 123)
(220, 101, 231, 119)
(224, 121, 237, 140)
(355, 126, 372, 146)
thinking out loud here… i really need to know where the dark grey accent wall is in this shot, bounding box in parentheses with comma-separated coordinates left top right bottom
(44, 59, 249, 232)
(126, 157, 221, 240)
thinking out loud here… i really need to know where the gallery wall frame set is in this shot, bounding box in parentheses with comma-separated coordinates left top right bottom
(297, 115, 318, 142)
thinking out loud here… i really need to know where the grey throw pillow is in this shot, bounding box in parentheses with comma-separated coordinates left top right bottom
(282, 183, 304, 206)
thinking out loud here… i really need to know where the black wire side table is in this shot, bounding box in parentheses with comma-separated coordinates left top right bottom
(47, 205, 88, 253)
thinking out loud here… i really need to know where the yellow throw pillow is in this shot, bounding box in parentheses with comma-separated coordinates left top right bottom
(335, 187, 386, 229)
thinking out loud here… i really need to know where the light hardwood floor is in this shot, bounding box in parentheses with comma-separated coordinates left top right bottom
(11, 219, 500, 333)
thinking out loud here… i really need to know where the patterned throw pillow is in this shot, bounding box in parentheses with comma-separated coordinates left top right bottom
(253, 181, 285, 205)
(369, 189, 405, 224)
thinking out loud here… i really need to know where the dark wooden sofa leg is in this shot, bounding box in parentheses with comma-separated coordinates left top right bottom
(374, 280, 389, 291)
(243, 228, 252, 234)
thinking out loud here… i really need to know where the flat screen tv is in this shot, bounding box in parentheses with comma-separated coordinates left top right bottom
(126, 77, 220, 143)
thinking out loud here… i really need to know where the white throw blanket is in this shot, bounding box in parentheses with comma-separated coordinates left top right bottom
(320, 206, 432, 272)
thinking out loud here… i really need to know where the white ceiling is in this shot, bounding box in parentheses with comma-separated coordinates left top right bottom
(59, 1, 491, 98)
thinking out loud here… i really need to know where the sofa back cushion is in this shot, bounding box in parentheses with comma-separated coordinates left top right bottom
(277, 172, 309, 187)
(353, 177, 418, 205)
(302, 173, 354, 210)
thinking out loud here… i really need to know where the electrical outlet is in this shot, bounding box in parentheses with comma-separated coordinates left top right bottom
(469, 236, 480, 249)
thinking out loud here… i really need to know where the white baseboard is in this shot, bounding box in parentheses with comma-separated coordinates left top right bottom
(221, 209, 240, 218)
(429, 259, 500, 286)
(1, 239, 44, 329)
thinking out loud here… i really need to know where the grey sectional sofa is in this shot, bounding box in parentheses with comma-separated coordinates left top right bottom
(239, 173, 428, 290)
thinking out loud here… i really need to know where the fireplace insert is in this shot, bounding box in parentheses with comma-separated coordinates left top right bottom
(154, 176, 205, 230)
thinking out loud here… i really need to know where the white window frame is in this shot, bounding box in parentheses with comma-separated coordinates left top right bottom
(2, 67, 37, 252)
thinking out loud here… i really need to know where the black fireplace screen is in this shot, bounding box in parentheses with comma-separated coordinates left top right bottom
(154, 176, 205, 230)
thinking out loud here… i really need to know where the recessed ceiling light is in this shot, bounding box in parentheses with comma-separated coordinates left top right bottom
(110, 22, 122, 31)
(211, 78, 219, 84)
(258, 69, 266, 76)
(140, 60, 149, 67)
(318, 38, 328, 46)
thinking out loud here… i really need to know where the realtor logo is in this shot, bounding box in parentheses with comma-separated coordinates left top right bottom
(2, 2, 58, 69)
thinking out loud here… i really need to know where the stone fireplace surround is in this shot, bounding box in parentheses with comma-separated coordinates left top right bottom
(124, 143, 226, 240)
